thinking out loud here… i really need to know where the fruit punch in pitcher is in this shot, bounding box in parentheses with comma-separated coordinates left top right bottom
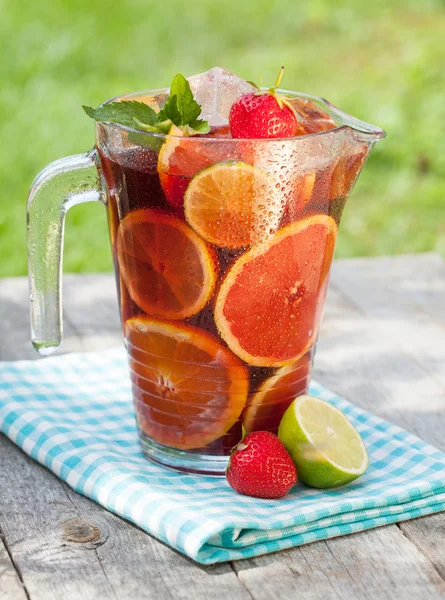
(28, 68, 385, 474)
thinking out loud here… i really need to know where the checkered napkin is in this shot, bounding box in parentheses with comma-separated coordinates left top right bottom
(1, 348, 445, 565)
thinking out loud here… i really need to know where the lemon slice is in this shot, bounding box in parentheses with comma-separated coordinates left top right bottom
(278, 395, 368, 488)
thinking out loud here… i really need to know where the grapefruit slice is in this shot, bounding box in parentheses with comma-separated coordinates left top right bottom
(184, 162, 284, 249)
(214, 215, 338, 366)
(126, 317, 248, 450)
(158, 124, 235, 210)
(243, 356, 312, 434)
(117, 209, 217, 320)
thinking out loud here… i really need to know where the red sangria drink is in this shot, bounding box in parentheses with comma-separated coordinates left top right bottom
(27, 68, 385, 474)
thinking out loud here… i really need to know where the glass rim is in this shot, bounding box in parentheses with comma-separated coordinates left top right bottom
(100, 87, 386, 143)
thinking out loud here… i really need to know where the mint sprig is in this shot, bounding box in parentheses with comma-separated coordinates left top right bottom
(158, 74, 202, 126)
(83, 73, 210, 135)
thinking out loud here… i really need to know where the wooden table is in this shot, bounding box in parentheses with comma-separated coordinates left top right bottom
(1, 254, 445, 599)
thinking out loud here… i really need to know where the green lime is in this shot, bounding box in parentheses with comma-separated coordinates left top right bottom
(278, 395, 368, 488)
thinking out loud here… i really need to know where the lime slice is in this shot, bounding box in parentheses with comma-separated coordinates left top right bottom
(278, 395, 368, 488)
(184, 162, 282, 249)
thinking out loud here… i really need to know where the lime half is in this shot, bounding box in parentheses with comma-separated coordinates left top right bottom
(278, 395, 368, 488)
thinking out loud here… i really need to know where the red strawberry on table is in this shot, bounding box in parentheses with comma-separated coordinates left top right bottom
(229, 67, 299, 139)
(226, 431, 297, 499)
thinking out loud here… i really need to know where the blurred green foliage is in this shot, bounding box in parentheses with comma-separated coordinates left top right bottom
(1, 0, 444, 276)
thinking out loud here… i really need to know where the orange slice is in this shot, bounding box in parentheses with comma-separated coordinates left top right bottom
(214, 215, 338, 366)
(243, 356, 311, 434)
(184, 162, 284, 249)
(126, 317, 248, 450)
(117, 209, 217, 320)
(134, 95, 161, 110)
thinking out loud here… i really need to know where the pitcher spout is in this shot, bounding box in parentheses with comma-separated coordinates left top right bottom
(323, 98, 386, 142)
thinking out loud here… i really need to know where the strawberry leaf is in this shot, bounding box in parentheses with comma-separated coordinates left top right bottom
(246, 80, 260, 90)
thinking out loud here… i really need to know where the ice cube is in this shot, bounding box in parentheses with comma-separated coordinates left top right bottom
(188, 67, 256, 126)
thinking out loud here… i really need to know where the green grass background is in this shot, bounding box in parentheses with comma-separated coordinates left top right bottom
(1, 0, 444, 276)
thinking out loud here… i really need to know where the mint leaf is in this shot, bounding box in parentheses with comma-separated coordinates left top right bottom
(158, 74, 202, 126)
(133, 118, 172, 134)
(171, 74, 202, 123)
(187, 119, 211, 134)
(157, 94, 183, 127)
(83, 73, 209, 136)
(83, 101, 158, 129)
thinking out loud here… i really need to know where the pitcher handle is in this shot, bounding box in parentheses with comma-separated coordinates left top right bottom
(27, 150, 104, 355)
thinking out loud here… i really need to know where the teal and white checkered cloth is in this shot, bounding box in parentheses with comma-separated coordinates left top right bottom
(1, 348, 445, 564)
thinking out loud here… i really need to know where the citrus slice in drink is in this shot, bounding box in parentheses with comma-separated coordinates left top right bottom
(289, 97, 338, 134)
(214, 215, 337, 366)
(157, 125, 190, 210)
(158, 124, 235, 210)
(130, 95, 162, 111)
(308, 145, 369, 223)
(184, 162, 283, 249)
(126, 317, 248, 450)
(331, 145, 368, 200)
(278, 395, 368, 488)
(117, 209, 217, 320)
(281, 171, 316, 226)
(243, 355, 311, 434)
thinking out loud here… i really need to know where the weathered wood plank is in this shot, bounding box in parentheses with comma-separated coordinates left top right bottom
(401, 514, 445, 582)
(316, 270, 445, 449)
(62, 274, 121, 352)
(0, 537, 28, 600)
(232, 526, 445, 599)
(0, 277, 84, 361)
(329, 253, 445, 410)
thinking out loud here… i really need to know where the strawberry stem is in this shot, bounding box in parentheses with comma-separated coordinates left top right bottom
(274, 66, 285, 89)
(255, 66, 293, 113)
(268, 66, 285, 102)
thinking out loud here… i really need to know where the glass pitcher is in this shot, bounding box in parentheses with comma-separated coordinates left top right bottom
(27, 87, 385, 475)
